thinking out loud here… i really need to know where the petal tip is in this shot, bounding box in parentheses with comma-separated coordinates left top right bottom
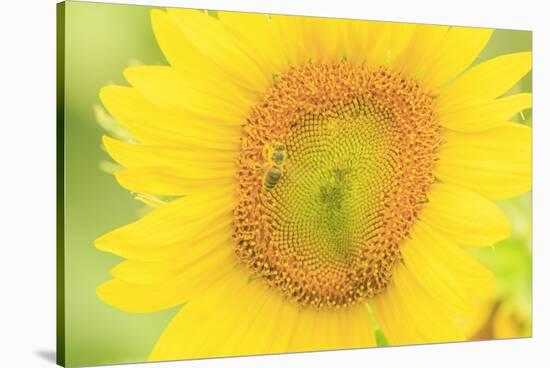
(95, 230, 122, 253)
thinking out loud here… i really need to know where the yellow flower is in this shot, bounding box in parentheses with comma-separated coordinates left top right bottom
(493, 302, 532, 339)
(95, 8, 532, 362)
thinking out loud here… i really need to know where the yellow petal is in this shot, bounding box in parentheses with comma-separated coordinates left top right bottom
(368, 22, 416, 66)
(150, 8, 261, 104)
(224, 290, 294, 355)
(361, 21, 388, 65)
(421, 183, 511, 246)
(166, 8, 271, 93)
(438, 93, 532, 132)
(103, 136, 238, 171)
(99, 86, 243, 146)
(435, 123, 532, 199)
(218, 11, 290, 75)
(99, 219, 233, 263)
(301, 16, 346, 63)
(370, 264, 465, 345)
(420, 27, 493, 91)
(110, 228, 234, 284)
(386, 23, 417, 66)
(96, 247, 240, 313)
(288, 305, 375, 352)
(400, 221, 494, 336)
(343, 19, 371, 64)
(123, 65, 251, 120)
(95, 192, 236, 257)
(149, 270, 280, 360)
(271, 14, 307, 66)
(438, 52, 532, 110)
(150, 10, 231, 86)
(149, 271, 374, 362)
(114, 165, 236, 196)
(393, 24, 449, 77)
(343, 304, 377, 347)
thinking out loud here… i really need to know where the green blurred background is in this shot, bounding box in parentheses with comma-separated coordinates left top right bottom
(61, 1, 532, 366)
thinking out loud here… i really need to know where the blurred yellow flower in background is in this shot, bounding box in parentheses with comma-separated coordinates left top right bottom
(470, 194, 532, 340)
(493, 302, 532, 338)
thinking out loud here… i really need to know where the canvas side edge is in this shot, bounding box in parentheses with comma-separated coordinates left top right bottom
(56, 2, 66, 367)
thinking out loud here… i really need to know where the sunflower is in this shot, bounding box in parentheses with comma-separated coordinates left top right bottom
(95, 8, 532, 362)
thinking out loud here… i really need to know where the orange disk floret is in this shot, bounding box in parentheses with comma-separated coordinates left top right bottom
(233, 61, 441, 308)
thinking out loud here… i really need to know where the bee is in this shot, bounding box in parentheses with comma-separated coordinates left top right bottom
(264, 167, 282, 192)
(262, 142, 286, 192)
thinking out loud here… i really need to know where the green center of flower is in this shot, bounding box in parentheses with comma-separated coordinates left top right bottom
(274, 102, 398, 267)
(234, 62, 441, 308)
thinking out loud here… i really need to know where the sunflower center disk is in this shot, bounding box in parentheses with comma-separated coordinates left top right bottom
(234, 62, 441, 308)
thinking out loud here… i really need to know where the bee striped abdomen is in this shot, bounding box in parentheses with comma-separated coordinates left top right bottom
(264, 167, 282, 191)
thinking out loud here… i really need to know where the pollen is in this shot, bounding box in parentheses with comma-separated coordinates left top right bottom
(233, 62, 441, 308)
